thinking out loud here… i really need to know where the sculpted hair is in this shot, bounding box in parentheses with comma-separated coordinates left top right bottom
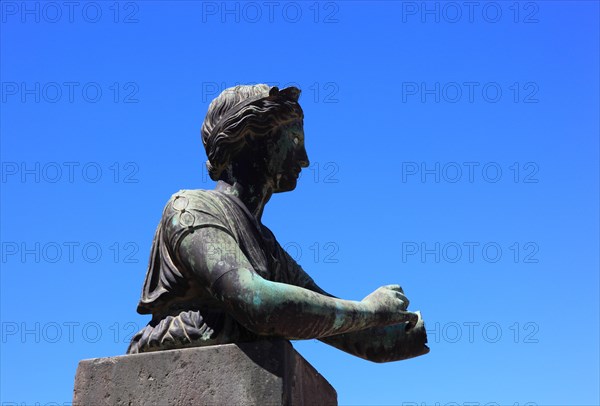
(201, 84, 303, 181)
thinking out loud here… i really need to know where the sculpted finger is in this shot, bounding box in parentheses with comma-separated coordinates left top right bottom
(393, 291, 410, 310)
(384, 284, 404, 294)
(401, 293, 409, 308)
(403, 311, 419, 328)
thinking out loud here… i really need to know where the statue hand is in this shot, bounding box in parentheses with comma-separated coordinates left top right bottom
(361, 285, 418, 326)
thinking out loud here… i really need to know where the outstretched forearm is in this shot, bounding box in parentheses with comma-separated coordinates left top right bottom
(212, 268, 414, 339)
(295, 272, 429, 362)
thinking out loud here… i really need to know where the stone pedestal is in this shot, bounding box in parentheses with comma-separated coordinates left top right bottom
(73, 340, 337, 406)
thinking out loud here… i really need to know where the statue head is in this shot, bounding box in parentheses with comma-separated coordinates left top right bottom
(201, 84, 308, 192)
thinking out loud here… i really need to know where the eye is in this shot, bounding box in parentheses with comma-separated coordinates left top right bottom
(293, 137, 299, 145)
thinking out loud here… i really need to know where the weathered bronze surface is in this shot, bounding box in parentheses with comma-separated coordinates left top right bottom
(127, 84, 429, 362)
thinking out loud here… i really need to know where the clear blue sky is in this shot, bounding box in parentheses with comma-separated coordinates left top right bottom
(1, 1, 598, 405)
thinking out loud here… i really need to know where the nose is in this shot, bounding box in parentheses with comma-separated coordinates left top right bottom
(298, 146, 309, 168)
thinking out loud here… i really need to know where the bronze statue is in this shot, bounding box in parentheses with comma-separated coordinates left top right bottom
(127, 84, 429, 362)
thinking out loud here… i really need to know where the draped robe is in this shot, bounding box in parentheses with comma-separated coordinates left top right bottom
(127, 181, 318, 354)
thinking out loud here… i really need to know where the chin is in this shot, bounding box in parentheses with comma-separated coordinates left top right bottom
(273, 177, 298, 193)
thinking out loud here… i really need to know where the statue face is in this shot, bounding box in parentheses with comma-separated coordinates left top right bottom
(266, 120, 309, 193)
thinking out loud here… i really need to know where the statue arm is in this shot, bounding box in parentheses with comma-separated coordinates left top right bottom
(178, 227, 417, 339)
(300, 285, 429, 362)
(280, 252, 429, 362)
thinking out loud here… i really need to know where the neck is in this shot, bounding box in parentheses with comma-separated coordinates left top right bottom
(218, 178, 273, 223)
(240, 182, 273, 222)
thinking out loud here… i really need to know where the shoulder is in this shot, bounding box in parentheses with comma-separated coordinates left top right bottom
(167, 188, 216, 205)
(163, 188, 227, 214)
(160, 188, 234, 232)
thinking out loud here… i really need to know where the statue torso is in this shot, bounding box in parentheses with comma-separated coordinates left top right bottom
(127, 184, 304, 353)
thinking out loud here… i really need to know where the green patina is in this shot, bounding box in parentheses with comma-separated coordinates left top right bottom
(127, 84, 429, 363)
